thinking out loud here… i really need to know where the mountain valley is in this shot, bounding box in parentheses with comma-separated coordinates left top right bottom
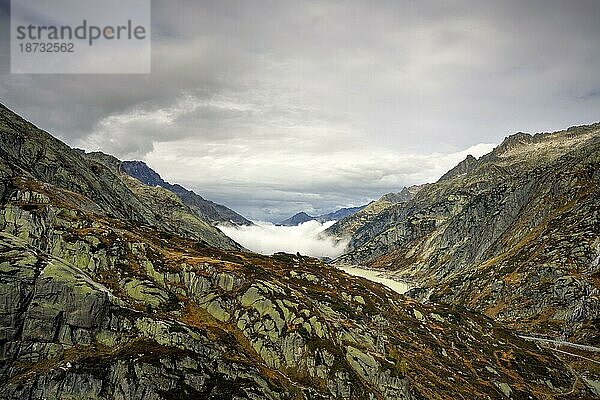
(0, 103, 599, 399)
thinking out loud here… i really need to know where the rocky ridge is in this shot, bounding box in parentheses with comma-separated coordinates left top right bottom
(0, 181, 594, 399)
(122, 160, 253, 226)
(330, 124, 600, 346)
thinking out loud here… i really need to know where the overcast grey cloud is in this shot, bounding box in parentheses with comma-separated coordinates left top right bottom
(1, 0, 599, 221)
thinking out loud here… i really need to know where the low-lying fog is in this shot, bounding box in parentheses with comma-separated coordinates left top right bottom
(219, 220, 411, 294)
(218, 220, 349, 258)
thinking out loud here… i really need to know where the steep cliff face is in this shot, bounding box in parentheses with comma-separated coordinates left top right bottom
(332, 124, 600, 343)
(0, 106, 596, 398)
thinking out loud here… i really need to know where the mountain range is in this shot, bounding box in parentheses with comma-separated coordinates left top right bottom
(0, 102, 598, 399)
(328, 124, 600, 346)
(278, 206, 365, 226)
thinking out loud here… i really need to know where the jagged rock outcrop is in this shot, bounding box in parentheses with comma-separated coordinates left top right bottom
(122, 160, 253, 226)
(0, 104, 596, 398)
(330, 124, 600, 345)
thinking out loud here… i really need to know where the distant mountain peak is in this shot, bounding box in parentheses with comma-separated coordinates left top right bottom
(122, 160, 168, 187)
(278, 206, 365, 226)
(122, 160, 252, 226)
(278, 211, 315, 226)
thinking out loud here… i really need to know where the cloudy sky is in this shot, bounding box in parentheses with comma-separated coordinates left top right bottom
(1, 1, 599, 221)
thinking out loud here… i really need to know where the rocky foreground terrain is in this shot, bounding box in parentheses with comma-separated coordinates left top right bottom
(0, 103, 599, 398)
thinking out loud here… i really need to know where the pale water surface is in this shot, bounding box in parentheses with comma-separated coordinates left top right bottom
(337, 266, 410, 294)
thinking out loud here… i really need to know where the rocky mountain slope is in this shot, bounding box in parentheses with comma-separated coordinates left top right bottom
(318, 206, 366, 223)
(325, 186, 423, 241)
(0, 104, 239, 251)
(1, 107, 597, 398)
(122, 160, 253, 226)
(279, 206, 365, 226)
(331, 124, 600, 345)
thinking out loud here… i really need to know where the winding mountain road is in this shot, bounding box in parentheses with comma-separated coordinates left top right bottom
(517, 335, 600, 353)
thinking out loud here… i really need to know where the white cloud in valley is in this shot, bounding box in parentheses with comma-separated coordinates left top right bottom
(218, 221, 348, 259)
